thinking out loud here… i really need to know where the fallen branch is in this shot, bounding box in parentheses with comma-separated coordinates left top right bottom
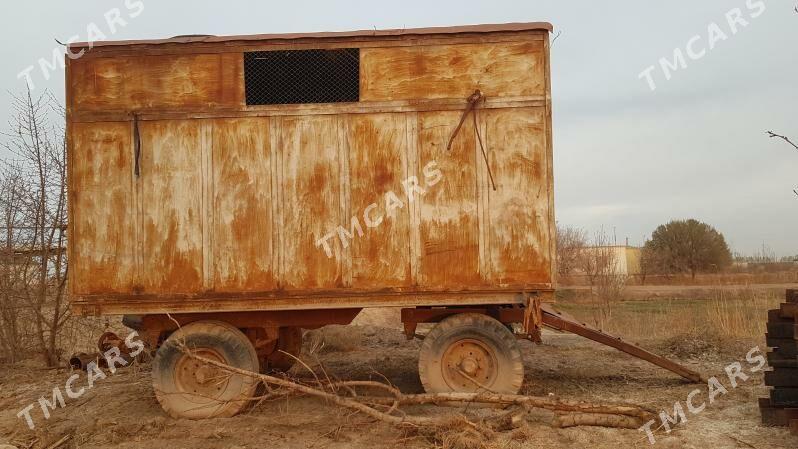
(182, 349, 657, 431)
(358, 392, 653, 420)
(554, 412, 643, 429)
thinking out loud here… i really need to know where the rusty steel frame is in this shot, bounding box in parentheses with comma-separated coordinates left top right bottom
(401, 304, 524, 340)
(400, 303, 704, 383)
(71, 289, 554, 316)
(400, 305, 526, 339)
(134, 309, 361, 349)
(539, 304, 703, 383)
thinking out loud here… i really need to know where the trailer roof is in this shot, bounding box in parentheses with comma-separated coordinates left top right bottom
(69, 22, 553, 50)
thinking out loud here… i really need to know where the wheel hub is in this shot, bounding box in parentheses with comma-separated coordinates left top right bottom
(194, 364, 216, 384)
(460, 357, 479, 376)
(441, 338, 498, 392)
(174, 348, 230, 398)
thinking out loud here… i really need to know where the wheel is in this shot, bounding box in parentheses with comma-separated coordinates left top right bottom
(262, 327, 303, 372)
(418, 313, 524, 394)
(152, 320, 260, 419)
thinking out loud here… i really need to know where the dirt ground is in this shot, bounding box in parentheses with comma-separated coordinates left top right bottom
(1, 308, 796, 449)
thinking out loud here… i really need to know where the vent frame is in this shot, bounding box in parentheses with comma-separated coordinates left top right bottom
(243, 48, 361, 106)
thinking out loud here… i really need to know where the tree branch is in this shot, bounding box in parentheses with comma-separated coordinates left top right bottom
(181, 348, 658, 433)
(767, 131, 798, 151)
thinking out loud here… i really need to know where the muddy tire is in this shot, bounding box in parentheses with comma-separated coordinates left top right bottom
(418, 313, 524, 394)
(152, 320, 260, 419)
(262, 327, 303, 373)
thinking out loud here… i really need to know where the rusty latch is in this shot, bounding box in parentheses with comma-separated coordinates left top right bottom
(523, 294, 543, 344)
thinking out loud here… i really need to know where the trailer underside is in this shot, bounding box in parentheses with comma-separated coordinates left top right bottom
(116, 294, 702, 386)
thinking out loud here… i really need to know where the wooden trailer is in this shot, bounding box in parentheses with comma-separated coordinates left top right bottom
(66, 22, 700, 419)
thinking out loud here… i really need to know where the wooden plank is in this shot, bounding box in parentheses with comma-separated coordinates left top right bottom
(760, 398, 798, 426)
(268, 117, 283, 286)
(361, 41, 546, 102)
(70, 52, 243, 113)
(65, 57, 77, 295)
(406, 113, 422, 285)
(769, 358, 798, 368)
(138, 120, 204, 293)
(343, 113, 412, 288)
(767, 336, 798, 350)
(201, 121, 213, 290)
(765, 369, 798, 387)
(768, 349, 798, 364)
(70, 97, 548, 124)
(70, 288, 551, 315)
(781, 303, 798, 319)
(337, 115, 353, 287)
(769, 309, 795, 323)
(75, 33, 547, 59)
(70, 122, 137, 294)
(767, 323, 798, 339)
(770, 388, 798, 408)
(211, 118, 276, 291)
(279, 115, 342, 288)
(475, 107, 491, 281)
(788, 289, 798, 304)
(759, 398, 780, 426)
(417, 111, 481, 288)
(484, 107, 551, 285)
(542, 33, 556, 284)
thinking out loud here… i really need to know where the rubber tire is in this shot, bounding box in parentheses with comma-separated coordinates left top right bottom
(153, 320, 260, 419)
(418, 313, 524, 394)
(262, 327, 303, 373)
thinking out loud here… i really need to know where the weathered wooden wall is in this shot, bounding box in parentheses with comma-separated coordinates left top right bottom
(360, 42, 546, 102)
(67, 31, 555, 312)
(70, 53, 243, 113)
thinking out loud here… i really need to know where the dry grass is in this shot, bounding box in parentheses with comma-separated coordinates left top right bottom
(705, 288, 779, 338)
(558, 287, 782, 357)
(562, 270, 798, 287)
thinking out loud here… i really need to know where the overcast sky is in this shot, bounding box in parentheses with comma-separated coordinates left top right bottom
(0, 0, 795, 256)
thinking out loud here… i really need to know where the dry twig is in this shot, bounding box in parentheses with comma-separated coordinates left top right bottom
(181, 348, 657, 433)
(44, 434, 71, 449)
(767, 131, 798, 151)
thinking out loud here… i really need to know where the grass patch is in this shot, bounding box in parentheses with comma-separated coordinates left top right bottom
(556, 287, 781, 357)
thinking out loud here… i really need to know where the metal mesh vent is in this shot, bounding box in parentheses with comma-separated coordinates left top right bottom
(244, 48, 360, 105)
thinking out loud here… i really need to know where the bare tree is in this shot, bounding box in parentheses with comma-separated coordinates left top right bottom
(555, 223, 587, 278)
(1, 88, 69, 366)
(767, 131, 798, 197)
(639, 243, 669, 285)
(577, 229, 626, 328)
(578, 230, 619, 287)
(0, 164, 29, 362)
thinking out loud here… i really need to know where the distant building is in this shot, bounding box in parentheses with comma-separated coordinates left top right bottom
(578, 245, 642, 276)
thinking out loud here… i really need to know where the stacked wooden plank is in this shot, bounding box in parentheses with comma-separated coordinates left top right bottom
(760, 289, 798, 434)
